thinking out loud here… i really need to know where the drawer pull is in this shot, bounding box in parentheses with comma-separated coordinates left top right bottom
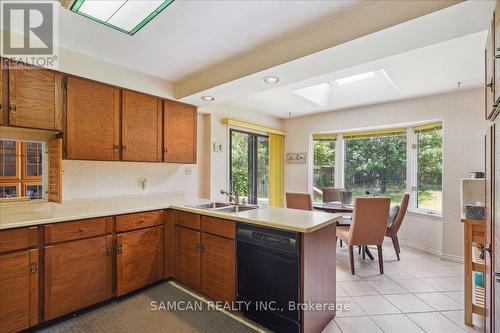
(29, 263, 37, 273)
(117, 244, 123, 254)
(106, 247, 113, 256)
(79, 228, 84, 232)
(139, 220, 144, 224)
(9, 104, 16, 112)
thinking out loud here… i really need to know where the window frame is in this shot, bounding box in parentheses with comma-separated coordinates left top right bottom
(229, 128, 269, 205)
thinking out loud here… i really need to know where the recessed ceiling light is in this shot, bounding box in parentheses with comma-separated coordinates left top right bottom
(71, 0, 175, 35)
(336, 72, 375, 85)
(201, 96, 215, 102)
(263, 76, 280, 84)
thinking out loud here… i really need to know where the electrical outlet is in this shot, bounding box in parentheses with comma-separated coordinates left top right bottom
(138, 177, 147, 190)
(185, 167, 192, 175)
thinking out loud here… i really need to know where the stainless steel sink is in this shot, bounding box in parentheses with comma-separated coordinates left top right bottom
(188, 202, 233, 209)
(215, 205, 258, 213)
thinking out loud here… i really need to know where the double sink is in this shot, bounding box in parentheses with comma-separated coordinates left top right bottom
(188, 202, 258, 214)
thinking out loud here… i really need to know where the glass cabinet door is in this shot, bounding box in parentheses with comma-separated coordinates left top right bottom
(0, 140, 20, 179)
(24, 183, 43, 199)
(23, 142, 43, 179)
(0, 184, 20, 198)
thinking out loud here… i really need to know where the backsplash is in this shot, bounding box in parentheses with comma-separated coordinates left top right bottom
(62, 160, 205, 203)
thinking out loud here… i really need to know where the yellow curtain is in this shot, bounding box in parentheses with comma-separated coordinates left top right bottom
(269, 133, 285, 207)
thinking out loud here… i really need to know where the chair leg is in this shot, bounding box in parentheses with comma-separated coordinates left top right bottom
(362, 246, 366, 259)
(377, 245, 384, 274)
(358, 246, 361, 254)
(365, 246, 374, 260)
(391, 237, 400, 261)
(395, 236, 401, 254)
(340, 239, 343, 247)
(349, 246, 355, 275)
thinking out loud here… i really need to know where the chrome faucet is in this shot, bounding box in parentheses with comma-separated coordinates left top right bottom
(220, 182, 240, 205)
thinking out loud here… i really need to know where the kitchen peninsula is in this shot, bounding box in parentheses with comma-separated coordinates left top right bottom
(0, 192, 340, 333)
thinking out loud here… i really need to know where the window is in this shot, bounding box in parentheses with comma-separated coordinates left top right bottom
(415, 123, 443, 212)
(0, 140, 45, 199)
(344, 130, 407, 203)
(313, 135, 336, 201)
(230, 130, 269, 205)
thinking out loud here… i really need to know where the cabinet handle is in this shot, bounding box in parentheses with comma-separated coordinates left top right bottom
(122, 145, 127, 152)
(79, 228, 84, 232)
(195, 243, 200, 252)
(113, 145, 120, 152)
(479, 244, 491, 260)
(138, 220, 144, 224)
(487, 78, 494, 92)
(201, 244, 205, 253)
(9, 104, 16, 112)
(106, 247, 113, 256)
(29, 263, 37, 273)
(117, 244, 123, 254)
(163, 148, 168, 153)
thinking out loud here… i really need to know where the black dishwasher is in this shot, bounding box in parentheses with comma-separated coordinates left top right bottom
(237, 224, 301, 333)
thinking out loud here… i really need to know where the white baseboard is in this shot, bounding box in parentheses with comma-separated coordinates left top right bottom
(398, 239, 464, 263)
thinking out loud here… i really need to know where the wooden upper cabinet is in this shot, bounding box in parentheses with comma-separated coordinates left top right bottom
(0, 249, 39, 333)
(175, 226, 201, 291)
(487, 16, 496, 120)
(66, 77, 120, 161)
(201, 233, 235, 302)
(164, 101, 197, 164)
(8, 63, 62, 130)
(122, 91, 162, 162)
(44, 235, 113, 320)
(116, 226, 164, 296)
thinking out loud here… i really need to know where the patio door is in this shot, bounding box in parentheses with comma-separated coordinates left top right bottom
(230, 130, 269, 205)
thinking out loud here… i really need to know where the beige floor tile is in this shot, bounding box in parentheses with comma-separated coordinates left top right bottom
(407, 312, 466, 333)
(384, 294, 435, 313)
(335, 316, 383, 333)
(371, 314, 425, 333)
(352, 295, 401, 315)
(367, 280, 408, 295)
(338, 281, 378, 297)
(335, 297, 366, 317)
(444, 291, 464, 305)
(419, 277, 463, 292)
(336, 284, 348, 297)
(440, 310, 484, 333)
(393, 279, 436, 293)
(415, 292, 463, 311)
(322, 318, 343, 333)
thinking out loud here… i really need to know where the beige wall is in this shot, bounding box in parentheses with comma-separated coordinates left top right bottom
(283, 88, 487, 259)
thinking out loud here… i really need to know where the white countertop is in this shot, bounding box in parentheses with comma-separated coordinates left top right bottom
(0, 192, 340, 233)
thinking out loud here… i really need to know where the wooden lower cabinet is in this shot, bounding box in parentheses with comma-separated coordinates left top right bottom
(175, 226, 201, 291)
(116, 226, 164, 296)
(0, 249, 38, 333)
(201, 233, 235, 302)
(44, 235, 113, 320)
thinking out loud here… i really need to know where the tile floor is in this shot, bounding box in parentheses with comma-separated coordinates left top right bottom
(324, 240, 484, 333)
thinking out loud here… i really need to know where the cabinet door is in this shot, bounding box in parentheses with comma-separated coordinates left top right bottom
(44, 235, 113, 320)
(122, 91, 162, 162)
(0, 249, 38, 333)
(66, 77, 120, 161)
(201, 233, 235, 302)
(175, 226, 201, 291)
(117, 226, 164, 296)
(487, 17, 496, 120)
(0, 58, 3, 125)
(164, 101, 197, 164)
(8, 63, 62, 130)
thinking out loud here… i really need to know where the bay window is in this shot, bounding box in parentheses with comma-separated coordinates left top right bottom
(312, 134, 336, 201)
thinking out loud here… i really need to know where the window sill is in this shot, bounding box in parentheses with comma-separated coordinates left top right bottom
(407, 208, 443, 220)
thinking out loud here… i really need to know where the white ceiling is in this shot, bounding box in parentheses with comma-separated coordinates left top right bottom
(57, 0, 360, 81)
(223, 30, 487, 118)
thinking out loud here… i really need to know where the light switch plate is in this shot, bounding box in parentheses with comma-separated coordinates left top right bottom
(213, 142, 223, 152)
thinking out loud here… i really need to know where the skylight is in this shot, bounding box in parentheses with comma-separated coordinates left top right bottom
(71, 0, 175, 35)
(336, 71, 375, 85)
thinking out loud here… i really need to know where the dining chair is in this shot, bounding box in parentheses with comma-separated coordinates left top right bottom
(385, 193, 410, 261)
(336, 197, 391, 275)
(285, 192, 313, 211)
(322, 187, 343, 203)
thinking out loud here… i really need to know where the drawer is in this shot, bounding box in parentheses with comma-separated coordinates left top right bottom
(116, 210, 163, 233)
(45, 217, 113, 244)
(0, 226, 38, 253)
(201, 216, 235, 239)
(175, 211, 200, 230)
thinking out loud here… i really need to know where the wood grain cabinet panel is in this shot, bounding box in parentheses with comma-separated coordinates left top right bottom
(117, 226, 164, 296)
(201, 233, 235, 302)
(165, 210, 175, 278)
(487, 16, 497, 120)
(116, 210, 163, 233)
(0, 249, 39, 333)
(44, 217, 113, 244)
(44, 235, 113, 320)
(66, 77, 120, 161)
(175, 211, 200, 230)
(122, 91, 162, 162)
(201, 216, 235, 239)
(163, 101, 197, 164)
(8, 63, 62, 130)
(175, 226, 201, 291)
(0, 59, 3, 125)
(0, 227, 38, 254)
